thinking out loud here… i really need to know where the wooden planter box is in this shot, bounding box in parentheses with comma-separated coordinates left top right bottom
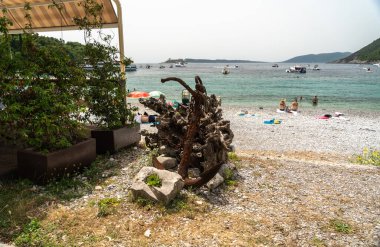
(91, 125, 141, 154)
(17, 138, 96, 184)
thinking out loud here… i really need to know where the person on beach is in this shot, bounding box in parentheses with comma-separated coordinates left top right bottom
(312, 95, 318, 105)
(134, 112, 160, 124)
(279, 99, 286, 111)
(290, 98, 299, 111)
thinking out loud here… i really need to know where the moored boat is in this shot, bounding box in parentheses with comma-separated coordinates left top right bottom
(126, 64, 137, 72)
(286, 65, 306, 73)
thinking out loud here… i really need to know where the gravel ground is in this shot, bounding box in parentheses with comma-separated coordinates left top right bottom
(5, 105, 378, 246)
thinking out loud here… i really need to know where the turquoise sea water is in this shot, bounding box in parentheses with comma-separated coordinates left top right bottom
(126, 63, 380, 111)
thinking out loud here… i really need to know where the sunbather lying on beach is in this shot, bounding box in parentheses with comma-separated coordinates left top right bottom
(134, 112, 160, 123)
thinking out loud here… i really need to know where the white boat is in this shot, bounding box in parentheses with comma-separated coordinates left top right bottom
(272, 64, 279, 68)
(286, 65, 306, 73)
(373, 63, 380, 67)
(312, 65, 320, 71)
(175, 62, 185, 67)
(222, 67, 230, 74)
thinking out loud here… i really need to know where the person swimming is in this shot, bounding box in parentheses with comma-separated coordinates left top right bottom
(312, 95, 318, 105)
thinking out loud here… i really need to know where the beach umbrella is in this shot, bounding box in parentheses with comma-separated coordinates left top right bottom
(127, 91, 150, 98)
(149, 91, 165, 98)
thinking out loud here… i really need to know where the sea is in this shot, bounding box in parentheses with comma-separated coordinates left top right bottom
(126, 63, 380, 111)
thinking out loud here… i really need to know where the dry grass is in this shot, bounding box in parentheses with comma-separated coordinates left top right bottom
(2, 149, 379, 246)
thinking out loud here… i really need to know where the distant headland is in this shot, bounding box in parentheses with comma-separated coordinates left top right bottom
(163, 58, 263, 63)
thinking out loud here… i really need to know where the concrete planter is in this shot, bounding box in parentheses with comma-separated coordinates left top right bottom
(91, 125, 141, 154)
(17, 138, 96, 184)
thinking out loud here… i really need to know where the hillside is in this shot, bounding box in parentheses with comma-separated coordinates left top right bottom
(163, 58, 262, 63)
(283, 52, 351, 63)
(334, 37, 380, 63)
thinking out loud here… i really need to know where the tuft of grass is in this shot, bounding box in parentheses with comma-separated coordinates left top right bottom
(97, 197, 121, 217)
(311, 236, 326, 247)
(13, 219, 56, 247)
(228, 152, 241, 162)
(353, 147, 380, 166)
(145, 173, 162, 187)
(223, 167, 238, 187)
(329, 219, 353, 234)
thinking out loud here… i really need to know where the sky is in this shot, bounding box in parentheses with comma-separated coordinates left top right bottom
(43, 0, 380, 63)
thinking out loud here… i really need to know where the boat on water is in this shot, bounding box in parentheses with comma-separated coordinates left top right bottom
(159, 65, 165, 69)
(286, 65, 306, 73)
(222, 67, 230, 75)
(312, 65, 320, 71)
(373, 63, 379, 67)
(272, 64, 279, 68)
(175, 62, 185, 67)
(126, 64, 137, 72)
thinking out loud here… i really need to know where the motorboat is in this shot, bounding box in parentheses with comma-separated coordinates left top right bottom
(272, 64, 279, 68)
(286, 65, 306, 73)
(312, 65, 320, 71)
(159, 65, 165, 69)
(222, 67, 230, 75)
(373, 63, 379, 67)
(175, 62, 185, 67)
(126, 64, 137, 72)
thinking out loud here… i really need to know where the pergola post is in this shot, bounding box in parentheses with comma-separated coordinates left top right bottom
(112, 0, 125, 79)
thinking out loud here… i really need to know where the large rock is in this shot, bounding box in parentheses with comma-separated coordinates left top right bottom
(130, 167, 184, 204)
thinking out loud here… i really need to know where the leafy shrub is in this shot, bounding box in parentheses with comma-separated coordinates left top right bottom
(97, 197, 121, 217)
(145, 173, 162, 187)
(353, 147, 380, 166)
(14, 219, 50, 246)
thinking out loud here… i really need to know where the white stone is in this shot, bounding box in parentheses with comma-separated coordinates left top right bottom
(144, 229, 151, 238)
(206, 173, 224, 190)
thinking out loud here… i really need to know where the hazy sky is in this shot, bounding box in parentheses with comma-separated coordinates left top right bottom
(44, 0, 380, 63)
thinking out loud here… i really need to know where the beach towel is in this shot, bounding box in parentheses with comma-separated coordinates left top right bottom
(318, 114, 333, 119)
(264, 119, 282, 124)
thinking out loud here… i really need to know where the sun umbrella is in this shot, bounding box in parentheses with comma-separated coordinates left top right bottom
(127, 91, 150, 98)
(149, 91, 165, 98)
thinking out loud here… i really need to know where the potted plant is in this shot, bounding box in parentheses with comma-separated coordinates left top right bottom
(0, 11, 96, 183)
(76, 4, 141, 154)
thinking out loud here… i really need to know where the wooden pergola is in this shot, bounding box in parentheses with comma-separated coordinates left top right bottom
(0, 0, 126, 76)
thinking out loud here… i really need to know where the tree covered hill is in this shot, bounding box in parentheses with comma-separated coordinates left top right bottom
(282, 52, 351, 63)
(8, 34, 85, 61)
(334, 37, 380, 63)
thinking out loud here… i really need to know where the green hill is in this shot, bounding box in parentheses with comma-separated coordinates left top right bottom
(334, 38, 380, 63)
(9, 34, 85, 62)
(283, 52, 351, 63)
